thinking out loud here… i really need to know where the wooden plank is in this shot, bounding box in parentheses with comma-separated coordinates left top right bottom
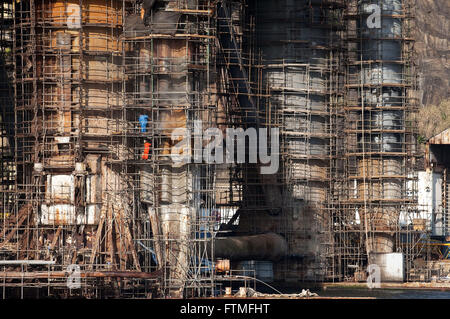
(113, 215, 126, 270)
(0, 203, 31, 239)
(107, 207, 116, 269)
(49, 226, 63, 250)
(125, 33, 215, 40)
(89, 213, 105, 267)
(0, 205, 32, 248)
(148, 207, 163, 269)
(123, 219, 141, 272)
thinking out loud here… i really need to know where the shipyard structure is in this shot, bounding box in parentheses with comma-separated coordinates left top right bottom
(0, 0, 447, 298)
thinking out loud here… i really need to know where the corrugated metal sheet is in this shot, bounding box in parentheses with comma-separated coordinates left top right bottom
(428, 128, 450, 144)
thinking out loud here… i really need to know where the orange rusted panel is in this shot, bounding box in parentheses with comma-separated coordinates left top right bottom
(48, 29, 122, 53)
(39, 0, 122, 26)
(63, 111, 72, 133)
(429, 128, 450, 145)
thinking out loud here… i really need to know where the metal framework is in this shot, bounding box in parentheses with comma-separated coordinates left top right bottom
(0, 0, 436, 299)
(122, 0, 219, 298)
(231, 0, 346, 282)
(329, 0, 425, 282)
(0, 0, 223, 298)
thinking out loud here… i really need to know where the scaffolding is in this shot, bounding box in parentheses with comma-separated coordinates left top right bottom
(228, 0, 346, 282)
(330, 0, 424, 282)
(0, 0, 224, 298)
(122, 0, 219, 298)
(0, 0, 15, 234)
(0, 0, 434, 299)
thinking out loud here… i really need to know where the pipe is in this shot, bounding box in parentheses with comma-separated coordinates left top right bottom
(0, 260, 56, 265)
(0, 270, 162, 279)
(211, 233, 288, 262)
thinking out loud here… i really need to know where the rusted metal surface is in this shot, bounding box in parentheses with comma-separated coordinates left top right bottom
(0, 269, 162, 279)
(426, 128, 450, 169)
(428, 128, 450, 145)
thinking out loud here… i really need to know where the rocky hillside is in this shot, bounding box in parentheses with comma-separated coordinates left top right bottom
(415, 0, 449, 106)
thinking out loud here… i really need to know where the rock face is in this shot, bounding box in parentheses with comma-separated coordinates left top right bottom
(415, 0, 450, 106)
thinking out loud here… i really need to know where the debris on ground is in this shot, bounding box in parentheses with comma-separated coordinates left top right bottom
(234, 287, 319, 298)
